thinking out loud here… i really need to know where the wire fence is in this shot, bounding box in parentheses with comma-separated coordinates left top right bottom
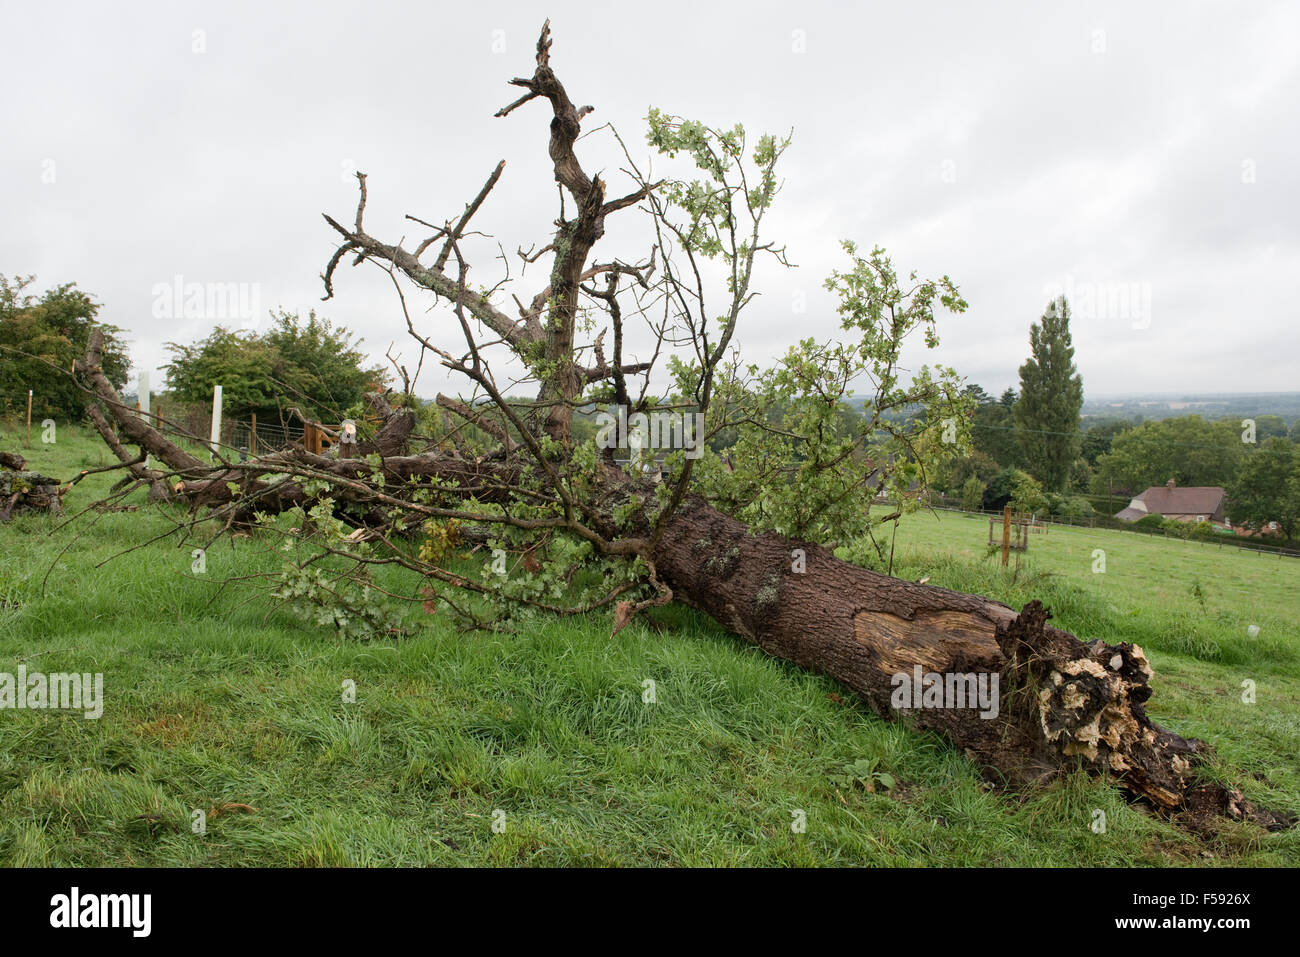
(229, 419, 303, 455)
(148, 410, 309, 458)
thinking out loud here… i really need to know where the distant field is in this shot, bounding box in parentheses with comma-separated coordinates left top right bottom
(0, 427, 1296, 866)
(1080, 391, 1300, 422)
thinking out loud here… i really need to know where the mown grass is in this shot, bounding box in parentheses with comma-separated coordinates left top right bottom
(0, 426, 1295, 866)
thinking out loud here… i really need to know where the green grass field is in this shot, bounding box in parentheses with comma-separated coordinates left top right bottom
(1, 426, 1296, 866)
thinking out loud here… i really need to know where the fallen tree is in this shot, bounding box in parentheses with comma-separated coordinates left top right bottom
(73, 342, 1291, 830)
(73, 21, 1290, 832)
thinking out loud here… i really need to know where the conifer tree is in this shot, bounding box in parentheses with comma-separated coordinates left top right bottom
(1014, 296, 1084, 491)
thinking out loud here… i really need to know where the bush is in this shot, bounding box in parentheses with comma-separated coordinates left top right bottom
(960, 476, 986, 512)
(1054, 495, 1095, 520)
(1009, 470, 1048, 516)
(1158, 518, 1216, 541)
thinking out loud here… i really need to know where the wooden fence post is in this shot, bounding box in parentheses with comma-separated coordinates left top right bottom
(250, 412, 257, 456)
(1002, 505, 1012, 567)
(25, 390, 33, 448)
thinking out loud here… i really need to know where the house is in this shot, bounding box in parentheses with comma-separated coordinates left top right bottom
(1114, 479, 1226, 524)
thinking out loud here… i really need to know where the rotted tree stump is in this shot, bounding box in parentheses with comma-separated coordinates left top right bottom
(0, 452, 64, 521)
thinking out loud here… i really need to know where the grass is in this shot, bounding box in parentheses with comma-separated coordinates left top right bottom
(891, 509, 1299, 646)
(0, 425, 1296, 866)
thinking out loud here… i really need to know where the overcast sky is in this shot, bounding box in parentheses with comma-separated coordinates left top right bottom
(4, 0, 1296, 403)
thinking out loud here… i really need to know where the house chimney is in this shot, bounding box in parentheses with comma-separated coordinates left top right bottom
(1166, 478, 1176, 489)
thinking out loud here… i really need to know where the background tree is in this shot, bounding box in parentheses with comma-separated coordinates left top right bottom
(969, 386, 1022, 469)
(1067, 455, 1093, 495)
(1093, 416, 1244, 494)
(162, 327, 273, 417)
(0, 275, 129, 422)
(1229, 437, 1298, 538)
(959, 475, 986, 511)
(1252, 414, 1290, 442)
(164, 309, 386, 425)
(983, 466, 1020, 511)
(934, 448, 999, 495)
(1080, 418, 1133, 466)
(1013, 297, 1083, 492)
(933, 384, 1017, 499)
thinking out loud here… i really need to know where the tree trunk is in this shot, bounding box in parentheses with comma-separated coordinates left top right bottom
(651, 496, 1291, 831)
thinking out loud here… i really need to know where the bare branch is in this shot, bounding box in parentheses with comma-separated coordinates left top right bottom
(435, 160, 506, 271)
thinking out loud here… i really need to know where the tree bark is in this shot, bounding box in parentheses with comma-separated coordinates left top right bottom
(651, 496, 1292, 831)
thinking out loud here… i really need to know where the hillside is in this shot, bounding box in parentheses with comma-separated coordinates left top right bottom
(0, 427, 1294, 866)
